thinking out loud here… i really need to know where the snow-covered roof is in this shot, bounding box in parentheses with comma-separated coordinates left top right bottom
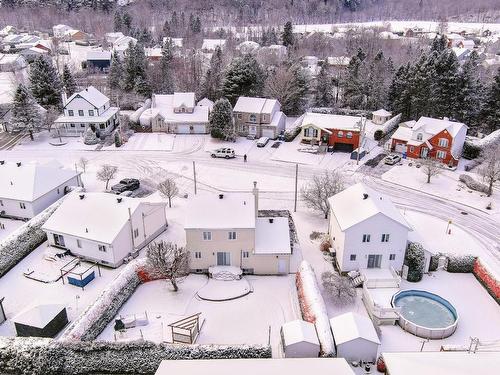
(372, 109, 392, 117)
(149, 93, 209, 123)
(86, 50, 112, 60)
(201, 38, 226, 51)
(197, 97, 214, 108)
(0, 72, 16, 105)
(163, 37, 183, 48)
(413, 116, 467, 139)
(452, 47, 471, 59)
(270, 111, 285, 127)
(327, 56, 350, 66)
(281, 320, 319, 346)
(66, 86, 109, 109)
(329, 312, 380, 345)
(113, 35, 137, 48)
(237, 40, 260, 52)
(233, 96, 278, 114)
(13, 304, 66, 328)
(328, 183, 412, 231)
(382, 352, 500, 375)
(255, 217, 291, 254)
(391, 126, 413, 142)
(185, 193, 255, 230)
(0, 162, 80, 202)
(172, 92, 195, 108)
(301, 112, 361, 132)
(53, 24, 71, 31)
(42, 192, 163, 244)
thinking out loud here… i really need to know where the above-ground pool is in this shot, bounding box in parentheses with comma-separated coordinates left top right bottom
(392, 290, 458, 339)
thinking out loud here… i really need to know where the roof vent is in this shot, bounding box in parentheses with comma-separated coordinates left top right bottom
(219, 194, 224, 199)
(269, 218, 274, 223)
(363, 193, 369, 200)
(16, 162, 21, 167)
(117, 197, 122, 203)
(79, 194, 85, 200)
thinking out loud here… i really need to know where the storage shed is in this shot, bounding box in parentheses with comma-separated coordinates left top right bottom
(329, 312, 380, 363)
(13, 304, 68, 338)
(281, 319, 320, 358)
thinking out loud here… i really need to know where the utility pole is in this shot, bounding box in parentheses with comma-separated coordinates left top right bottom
(193, 161, 197, 195)
(356, 115, 366, 166)
(294, 163, 298, 212)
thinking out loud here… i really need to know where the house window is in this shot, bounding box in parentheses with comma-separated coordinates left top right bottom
(98, 244, 107, 252)
(70, 124, 75, 128)
(133, 228, 139, 238)
(237, 114, 242, 119)
(100, 124, 105, 129)
(249, 114, 257, 123)
(389, 254, 396, 260)
(409, 146, 415, 152)
(438, 138, 448, 147)
(338, 131, 344, 138)
(242, 251, 250, 258)
(304, 127, 318, 138)
(417, 133, 423, 141)
(78, 110, 84, 116)
(350, 254, 356, 261)
(362, 234, 371, 242)
(89, 110, 94, 116)
(437, 150, 447, 159)
(77, 239, 82, 248)
(19, 202, 26, 209)
(0, 200, 3, 206)
(194, 251, 202, 259)
(81, 124, 85, 128)
(202, 231, 212, 241)
(68, 110, 74, 116)
(228, 231, 237, 240)
(381, 234, 390, 242)
(346, 132, 353, 139)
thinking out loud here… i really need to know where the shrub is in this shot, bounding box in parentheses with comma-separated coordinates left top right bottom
(374, 129, 384, 141)
(462, 142, 481, 160)
(404, 242, 425, 282)
(309, 231, 323, 240)
(320, 239, 331, 252)
(284, 126, 301, 142)
(114, 131, 122, 147)
(459, 174, 489, 194)
(446, 254, 476, 273)
(429, 254, 441, 272)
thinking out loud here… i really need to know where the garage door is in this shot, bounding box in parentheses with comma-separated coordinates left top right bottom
(333, 142, 354, 152)
(262, 128, 275, 139)
(192, 125, 206, 134)
(177, 125, 190, 134)
(395, 143, 407, 153)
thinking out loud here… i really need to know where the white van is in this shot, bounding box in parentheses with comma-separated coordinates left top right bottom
(256, 137, 270, 147)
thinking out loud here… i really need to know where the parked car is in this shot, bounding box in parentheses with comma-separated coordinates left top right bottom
(246, 134, 256, 140)
(111, 178, 140, 193)
(256, 137, 270, 147)
(58, 48, 69, 55)
(211, 148, 236, 159)
(384, 154, 401, 165)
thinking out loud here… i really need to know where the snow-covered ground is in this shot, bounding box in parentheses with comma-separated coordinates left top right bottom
(102, 133, 175, 152)
(12, 130, 97, 151)
(0, 218, 24, 242)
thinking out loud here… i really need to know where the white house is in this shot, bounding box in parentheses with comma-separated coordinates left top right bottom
(53, 86, 119, 137)
(329, 312, 380, 363)
(52, 24, 73, 38)
(42, 192, 168, 268)
(372, 109, 392, 125)
(201, 39, 226, 52)
(113, 35, 137, 58)
(0, 161, 81, 220)
(233, 97, 286, 139)
(328, 183, 412, 273)
(281, 320, 320, 358)
(139, 92, 210, 134)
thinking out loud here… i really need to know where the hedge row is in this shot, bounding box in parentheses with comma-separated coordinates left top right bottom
(458, 174, 489, 194)
(0, 337, 271, 375)
(473, 258, 500, 305)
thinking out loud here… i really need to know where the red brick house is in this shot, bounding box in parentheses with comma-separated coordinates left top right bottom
(300, 113, 361, 152)
(390, 117, 468, 167)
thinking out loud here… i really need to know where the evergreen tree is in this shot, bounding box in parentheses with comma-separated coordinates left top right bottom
(162, 19, 170, 38)
(481, 68, 500, 133)
(135, 76, 152, 97)
(29, 56, 62, 108)
(342, 0, 362, 11)
(430, 50, 459, 118)
(122, 12, 133, 33)
(209, 98, 234, 140)
(61, 64, 77, 96)
(342, 53, 367, 109)
(388, 63, 412, 120)
(265, 62, 308, 115)
(113, 11, 122, 32)
(200, 45, 223, 101)
(122, 42, 137, 92)
(222, 54, 265, 105)
(10, 84, 42, 139)
(315, 65, 334, 107)
(282, 21, 294, 47)
(455, 51, 483, 129)
(171, 12, 179, 32)
(158, 39, 175, 94)
(409, 53, 434, 118)
(431, 34, 447, 52)
(109, 52, 123, 91)
(193, 16, 201, 34)
(366, 50, 392, 110)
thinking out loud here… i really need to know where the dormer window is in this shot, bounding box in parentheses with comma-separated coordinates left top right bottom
(68, 110, 74, 116)
(78, 110, 84, 116)
(417, 133, 423, 141)
(89, 110, 94, 116)
(249, 114, 257, 123)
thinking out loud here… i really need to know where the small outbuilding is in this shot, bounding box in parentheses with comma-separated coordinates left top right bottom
(329, 312, 380, 363)
(13, 304, 68, 338)
(281, 319, 320, 358)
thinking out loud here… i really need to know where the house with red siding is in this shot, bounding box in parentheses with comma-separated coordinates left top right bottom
(299, 113, 361, 152)
(390, 117, 467, 166)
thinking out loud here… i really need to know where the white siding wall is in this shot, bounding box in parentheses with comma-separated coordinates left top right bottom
(336, 339, 379, 362)
(64, 97, 109, 117)
(0, 199, 35, 219)
(329, 212, 346, 267)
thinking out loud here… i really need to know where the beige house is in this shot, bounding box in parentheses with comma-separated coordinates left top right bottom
(185, 183, 292, 275)
(233, 97, 286, 139)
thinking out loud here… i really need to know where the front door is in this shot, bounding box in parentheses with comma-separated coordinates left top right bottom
(217, 252, 231, 266)
(420, 147, 428, 158)
(367, 254, 382, 268)
(53, 233, 65, 248)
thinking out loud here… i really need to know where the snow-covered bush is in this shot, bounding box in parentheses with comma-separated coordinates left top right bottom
(473, 258, 500, 303)
(404, 242, 425, 282)
(380, 114, 401, 134)
(114, 131, 122, 147)
(459, 174, 489, 194)
(446, 255, 476, 273)
(374, 129, 384, 141)
(0, 337, 271, 375)
(295, 261, 335, 356)
(462, 142, 481, 160)
(429, 254, 441, 272)
(83, 128, 99, 145)
(0, 195, 71, 277)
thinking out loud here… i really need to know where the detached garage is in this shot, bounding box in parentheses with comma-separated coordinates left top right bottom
(13, 304, 68, 338)
(281, 320, 320, 358)
(330, 312, 380, 363)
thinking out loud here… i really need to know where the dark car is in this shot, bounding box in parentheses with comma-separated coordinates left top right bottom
(111, 178, 140, 193)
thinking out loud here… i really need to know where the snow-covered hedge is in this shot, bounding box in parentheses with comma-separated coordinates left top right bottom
(284, 114, 304, 142)
(295, 261, 335, 357)
(473, 258, 500, 304)
(0, 337, 271, 375)
(60, 259, 144, 342)
(446, 254, 477, 273)
(459, 174, 489, 194)
(0, 195, 71, 277)
(380, 113, 401, 134)
(404, 242, 425, 282)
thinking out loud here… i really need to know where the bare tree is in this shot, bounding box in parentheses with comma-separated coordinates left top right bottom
(321, 271, 356, 306)
(78, 157, 89, 173)
(96, 164, 118, 190)
(301, 170, 346, 218)
(146, 241, 189, 292)
(478, 143, 500, 197)
(420, 158, 441, 183)
(157, 178, 179, 208)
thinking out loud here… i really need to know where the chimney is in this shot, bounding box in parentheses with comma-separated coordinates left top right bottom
(79, 194, 85, 200)
(269, 218, 274, 224)
(252, 181, 259, 217)
(117, 197, 123, 203)
(219, 194, 224, 199)
(16, 162, 21, 167)
(363, 193, 369, 200)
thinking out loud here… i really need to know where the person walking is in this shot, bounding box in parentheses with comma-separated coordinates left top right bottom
(243, 154, 247, 162)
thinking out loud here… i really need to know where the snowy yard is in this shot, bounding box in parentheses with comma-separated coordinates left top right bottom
(98, 275, 300, 357)
(103, 133, 175, 152)
(12, 130, 97, 151)
(0, 218, 24, 242)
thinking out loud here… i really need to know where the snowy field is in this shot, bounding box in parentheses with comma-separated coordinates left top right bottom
(0, 218, 24, 242)
(103, 133, 175, 152)
(12, 130, 97, 151)
(98, 275, 300, 357)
